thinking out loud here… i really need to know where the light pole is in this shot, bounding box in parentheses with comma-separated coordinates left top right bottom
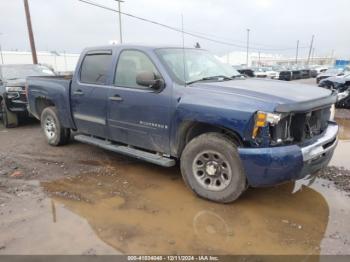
(295, 40, 299, 65)
(114, 0, 124, 44)
(246, 29, 250, 66)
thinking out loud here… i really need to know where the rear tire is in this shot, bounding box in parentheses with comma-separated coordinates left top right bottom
(1, 100, 18, 128)
(40, 107, 70, 146)
(180, 132, 246, 203)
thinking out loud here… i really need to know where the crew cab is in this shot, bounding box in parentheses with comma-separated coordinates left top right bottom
(0, 64, 55, 127)
(27, 45, 339, 203)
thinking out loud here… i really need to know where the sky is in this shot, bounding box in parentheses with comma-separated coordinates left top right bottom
(0, 0, 349, 58)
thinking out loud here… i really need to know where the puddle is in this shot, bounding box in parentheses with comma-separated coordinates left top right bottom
(336, 117, 350, 140)
(42, 161, 332, 255)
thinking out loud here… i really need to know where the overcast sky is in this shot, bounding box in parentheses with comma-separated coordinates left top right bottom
(0, 0, 349, 58)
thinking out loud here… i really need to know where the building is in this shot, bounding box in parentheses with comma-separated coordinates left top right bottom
(220, 51, 337, 67)
(0, 50, 79, 72)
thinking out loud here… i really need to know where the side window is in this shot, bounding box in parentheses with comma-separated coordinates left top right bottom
(80, 53, 112, 85)
(114, 50, 160, 89)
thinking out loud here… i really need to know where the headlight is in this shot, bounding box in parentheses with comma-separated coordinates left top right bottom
(337, 90, 350, 101)
(6, 86, 23, 92)
(329, 104, 335, 121)
(252, 111, 281, 139)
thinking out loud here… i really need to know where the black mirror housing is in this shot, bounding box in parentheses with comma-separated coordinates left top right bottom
(136, 71, 164, 90)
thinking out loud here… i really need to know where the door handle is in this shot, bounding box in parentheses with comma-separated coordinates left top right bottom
(109, 94, 123, 101)
(73, 90, 84, 96)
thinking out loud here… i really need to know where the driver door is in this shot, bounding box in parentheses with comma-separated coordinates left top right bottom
(107, 50, 171, 153)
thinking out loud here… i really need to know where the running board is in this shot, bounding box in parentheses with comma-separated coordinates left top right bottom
(74, 135, 176, 167)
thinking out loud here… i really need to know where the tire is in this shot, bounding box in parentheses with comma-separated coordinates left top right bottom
(180, 132, 246, 203)
(1, 99, 18, 128)
(40, 107, 70, 146)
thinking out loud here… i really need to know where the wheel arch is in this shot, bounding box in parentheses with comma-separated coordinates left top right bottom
(174, 121, 244, 157)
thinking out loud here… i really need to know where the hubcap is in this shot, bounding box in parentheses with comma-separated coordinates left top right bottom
(44, 116, 56, 139)
(192, 151, 232, 192)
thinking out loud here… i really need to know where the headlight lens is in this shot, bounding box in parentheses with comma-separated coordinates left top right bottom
(252, 111, 281, 138)
(6, 86, 24, 92)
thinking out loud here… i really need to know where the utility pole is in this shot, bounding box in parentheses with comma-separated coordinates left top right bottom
(311, 47, 315, 65)
(114, 0, 124, 44)
(23, 0, 38, 64)
(258, 51, 261, 67)
(306, 35, 314, 65)
(0, 33, 4, 64)
(246, 29, 250, 66)
(295, 40, 299, 65)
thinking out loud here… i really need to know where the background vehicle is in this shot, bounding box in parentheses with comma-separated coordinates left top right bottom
(236, 68, 255, 77)
(316, 67, 350, 84)
(0, 64, 55, 127)
(27, 45, 338, 203)
(319, 74, 350, 108)
(278, 69, 301, 81)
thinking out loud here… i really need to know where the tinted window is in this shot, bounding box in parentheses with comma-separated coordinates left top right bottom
(114, 50, 160, 89)
(80, 53, 112, 85)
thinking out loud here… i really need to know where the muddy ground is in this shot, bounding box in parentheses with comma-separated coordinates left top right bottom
(0, 78, 350, 255)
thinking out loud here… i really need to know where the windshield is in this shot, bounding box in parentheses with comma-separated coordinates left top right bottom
(0, 65, 55, 80)
(156, 48, 240, 84)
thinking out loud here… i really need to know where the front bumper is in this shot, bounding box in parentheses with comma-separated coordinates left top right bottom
(4, 91, 28, 112)
(238, 122, 338, 187)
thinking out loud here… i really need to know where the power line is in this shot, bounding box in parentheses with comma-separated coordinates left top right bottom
(77, 0, 309, 52)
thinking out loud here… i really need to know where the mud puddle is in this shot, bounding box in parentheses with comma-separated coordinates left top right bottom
(42, 160, 347, 255)
(336, 117, 350, 140)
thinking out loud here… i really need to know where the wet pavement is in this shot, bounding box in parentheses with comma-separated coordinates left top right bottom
(0, 107, 350, 255)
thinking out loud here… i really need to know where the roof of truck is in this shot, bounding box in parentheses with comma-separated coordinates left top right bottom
(82, 44, 203, 52)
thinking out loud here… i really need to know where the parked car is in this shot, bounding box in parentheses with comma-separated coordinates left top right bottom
(300, 69, 311, 79)
(253, 67, 279, 79)
(0, 64, 55, 127)
(319, 74, 350, 108)
(278, 70, 301, 81)
(27, 45, 338, 203)
(236, 68, 255, 77)
(316, 68, 349, 84)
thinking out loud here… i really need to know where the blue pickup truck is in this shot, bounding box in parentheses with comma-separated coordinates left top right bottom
(27, 45, 339, 203)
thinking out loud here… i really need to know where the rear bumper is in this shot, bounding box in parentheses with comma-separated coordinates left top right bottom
(238, 122, 338, 187)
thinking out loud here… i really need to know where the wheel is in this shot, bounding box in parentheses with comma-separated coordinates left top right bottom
(1, 99, 18, 128)
(180, 132, 246, 203)
(40, 107, 70, 146)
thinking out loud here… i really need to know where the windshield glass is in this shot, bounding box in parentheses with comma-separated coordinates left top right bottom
(1, 65, 55, 80)
(156, 48, 240, 84)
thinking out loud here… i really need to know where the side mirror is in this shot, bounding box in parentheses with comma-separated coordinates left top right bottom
(136, 71, 164, 90)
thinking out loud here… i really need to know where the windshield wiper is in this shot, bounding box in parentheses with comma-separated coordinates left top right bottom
(186, 75, 233, 85)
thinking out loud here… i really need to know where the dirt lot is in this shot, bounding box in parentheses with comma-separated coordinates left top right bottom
(0, 78, 350, 255)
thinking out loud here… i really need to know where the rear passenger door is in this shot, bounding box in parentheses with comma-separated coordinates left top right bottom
(71, 50, 113, 138)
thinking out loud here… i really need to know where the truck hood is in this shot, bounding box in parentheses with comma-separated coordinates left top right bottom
(190, 78, 335, 113)
(4, 78, 27, 87)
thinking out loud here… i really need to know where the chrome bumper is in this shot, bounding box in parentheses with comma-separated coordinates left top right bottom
(301, 122, 338, 162)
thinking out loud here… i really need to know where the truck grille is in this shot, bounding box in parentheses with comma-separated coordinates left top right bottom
(270, 106, 331, 145)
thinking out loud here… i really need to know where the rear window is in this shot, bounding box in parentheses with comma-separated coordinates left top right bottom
(80, 52, 112, 85)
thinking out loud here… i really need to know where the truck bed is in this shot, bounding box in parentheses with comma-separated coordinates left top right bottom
(27, 75, 75, 128)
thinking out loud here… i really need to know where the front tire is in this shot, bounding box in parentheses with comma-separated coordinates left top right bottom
(41, 107, 70, 146)
(1, 100, 18, 128)
(180, 132, 246, 203)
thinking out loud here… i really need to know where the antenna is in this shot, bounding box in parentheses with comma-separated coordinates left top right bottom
(181, 14, 186, 86)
